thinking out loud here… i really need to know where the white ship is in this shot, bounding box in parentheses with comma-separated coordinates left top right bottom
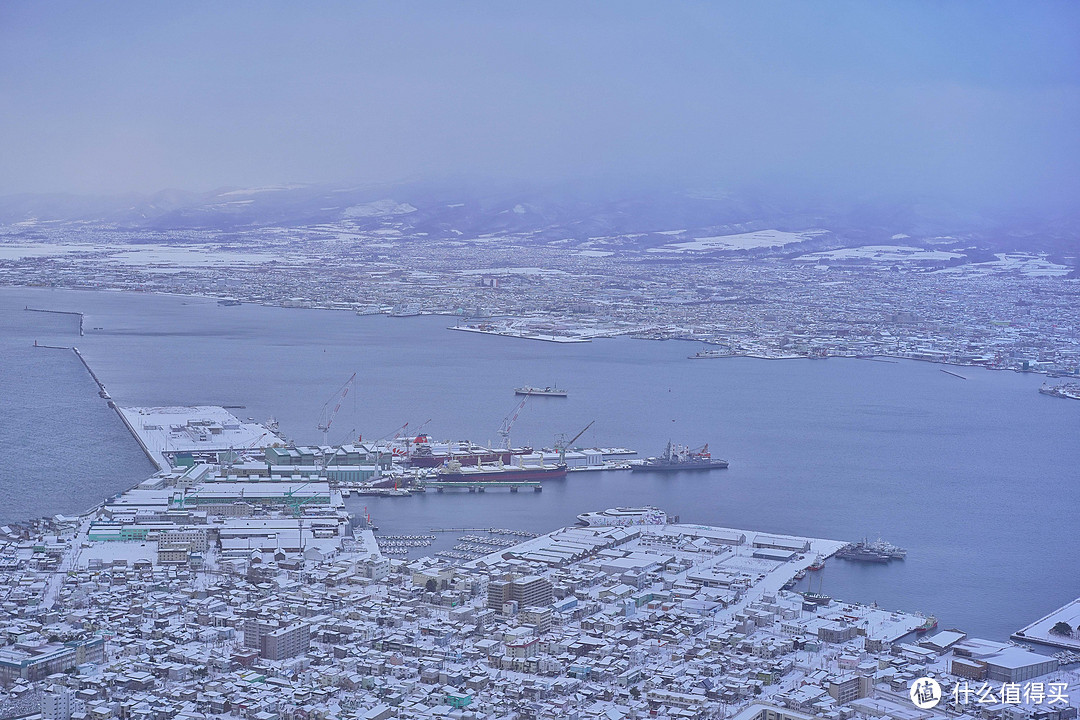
(577, 506, 668, 527)
(515, 385, 568, 397)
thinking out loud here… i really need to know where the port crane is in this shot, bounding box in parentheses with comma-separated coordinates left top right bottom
(496, 395, 530, 449)
(556, 420, 594, 464)
(317, 372, 356, 445)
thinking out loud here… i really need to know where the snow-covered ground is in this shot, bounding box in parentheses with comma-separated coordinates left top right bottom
(457, 267, 567, 276)
(342, 200, 417, 218)
(0, 243, 101, 259)
(935, 252, 1072, 278)
(795, 245, 964, 263)
(649, 229, 827, 253)
(118, 406, 277, 469)
(105, 245, 292, 267)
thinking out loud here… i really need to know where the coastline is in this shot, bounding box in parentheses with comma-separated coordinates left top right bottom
(7, 285, 1074, 379)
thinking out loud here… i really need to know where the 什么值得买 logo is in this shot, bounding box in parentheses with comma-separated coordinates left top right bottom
(910, 677, 942, 709)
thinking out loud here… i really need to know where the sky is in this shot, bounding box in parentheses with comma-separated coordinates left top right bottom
(1, 1, 1078, 211)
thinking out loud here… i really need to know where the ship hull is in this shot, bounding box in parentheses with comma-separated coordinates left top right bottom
(630, 460, 729, 472)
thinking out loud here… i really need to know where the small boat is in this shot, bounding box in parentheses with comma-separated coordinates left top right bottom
(808, 555, 826, 571)
(515, 386, 568, 397)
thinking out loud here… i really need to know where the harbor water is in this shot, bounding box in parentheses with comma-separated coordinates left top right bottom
(1, 286, 1078, 642)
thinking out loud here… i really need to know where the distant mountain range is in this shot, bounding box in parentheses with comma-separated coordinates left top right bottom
(1, 182, 1077, 263)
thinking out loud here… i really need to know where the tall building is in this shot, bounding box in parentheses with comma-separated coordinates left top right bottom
(487, 579, 513, 611)
(511, 575, 552, 608)
(41, 685, 74, 720)
(261, 623, 310, 661)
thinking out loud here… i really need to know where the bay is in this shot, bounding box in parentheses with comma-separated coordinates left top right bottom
(1, 286, 1077, 642)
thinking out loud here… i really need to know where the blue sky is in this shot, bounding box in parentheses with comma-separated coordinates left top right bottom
(1, 1, 1077, 210)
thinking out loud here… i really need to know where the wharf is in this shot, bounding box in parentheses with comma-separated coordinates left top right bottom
(24, 305, 84, 335)
(448, 325, 592, 343)
(116, 406, 275, 469)
(1013, 597, 1080, 651)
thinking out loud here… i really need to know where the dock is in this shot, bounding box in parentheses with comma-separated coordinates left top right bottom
(423, 480, 542, 493)
(1012, 596, 1080, 651)
(25, 306, 84, 335)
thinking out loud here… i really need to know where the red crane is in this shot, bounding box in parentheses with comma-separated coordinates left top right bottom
(317, 372, 356, 444)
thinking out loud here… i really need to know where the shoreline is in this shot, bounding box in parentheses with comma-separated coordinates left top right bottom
(7, 285, 1073, 380)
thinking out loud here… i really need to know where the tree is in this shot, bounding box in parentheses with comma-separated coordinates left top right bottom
(1050, 621, 1073, 637)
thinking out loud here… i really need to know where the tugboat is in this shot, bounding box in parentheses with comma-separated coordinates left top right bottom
(630, 442, 729, 472)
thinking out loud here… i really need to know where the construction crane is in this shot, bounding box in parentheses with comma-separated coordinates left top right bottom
(555, 420, 594, 464)
(284, 480, 324, 553)
(496, 395, 530, 449)
(317, 372, 356, 445)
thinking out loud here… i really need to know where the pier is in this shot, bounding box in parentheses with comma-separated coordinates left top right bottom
(1013, 596, 1080, 651)
(32, 340, 72, 350)
(424, 480, 542, 493)
(25, 306, 84, 335)
(34, 341, 162, 469)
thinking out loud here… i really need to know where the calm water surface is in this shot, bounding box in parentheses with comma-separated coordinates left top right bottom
(1, 287, 1077, 641)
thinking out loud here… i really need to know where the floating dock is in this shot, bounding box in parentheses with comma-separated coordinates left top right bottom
(424, 480, 542, 493)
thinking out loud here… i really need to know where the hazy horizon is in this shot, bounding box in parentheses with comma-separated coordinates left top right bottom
(2, 1, 1078, 214)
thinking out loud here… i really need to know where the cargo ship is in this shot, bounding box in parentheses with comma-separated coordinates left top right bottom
(689, 348, 734, 359)
(1039, 382, 1080, 400)
(630, 442, 729, 472)
(515, 386, 568, 397)
(434, 459, 567, 482)
(401, 437, 532, 468)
